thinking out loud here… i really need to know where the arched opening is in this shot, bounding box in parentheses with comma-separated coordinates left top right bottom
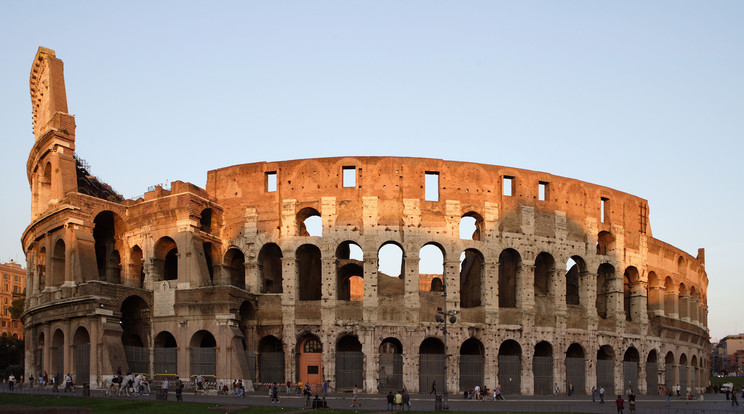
(202, 242, 215, 284)
(153, 331, 178, 377)
(121, 295, 150, 373)
(664, 277, 676, 317)
(336, 241, 364, 301)
(565, 343, 586, 395)
(646, 350, 659, 394)
(224, 248, 245, 289)
(678, 284, 689, 320)
(533, 341, 554, 395)
(39, 162, 52, 208)
(72, 327, 90, 385)
(93, 211, 123, 283)
(419, 243, 444, 292)
(297, 244, 322, 300)
(565, 256, 584, 305)
(37, 332, 45, 376)
(419, 338, 445, 394)
(199, 208, 213, 233)
(664, 352, 675, 391)
(378, 242, 404, 296)
(37, 247, 46, 291)
(51, 239, 66, 286)
(336, 335, 363, 390)
(596, 263, 614, 319)
(52, 329, 64, 376)
(498, 340, 522, 395)
(378, 338, 403, 392)
(297, 207, 322, 237)
(154, 237, 178, 281)
(647, 271, 660, 315)
(459, 338, 485, 392)
(459, 212, 483, 241)
(297, 334, 323, 385)
(690, 355, 698, 392)
(623, 347, 640, 393)
(258, 336, 284, 384)
(258, 243, 283, 293)
(534, 252, 555, 326)
(459, 249, 483, 308)
(689, 287, 699, 324)
(679, 353, 688, 394)
(129, 246, 144, 288)
(498, 249, 520, 308)
(597, 231, 615, 255)
(624, 267, 640, 321)
(596, 345, 616, 393)
(190, 330, 217, 377)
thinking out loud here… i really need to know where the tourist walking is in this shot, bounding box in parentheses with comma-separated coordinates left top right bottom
(599, 385, 605, 403)
(29, 374, 34, 389)
(351, 384, 360, 407)
(395, 390, 403, 410)
(175, 378, 184, 401)
(64, 373, 73, 392)
(430, 380, 437, 396)
(323, 380, 329, 396)
(402, 389, 410, 410)
(387, 391, 394, 411)
(271, 383, 279, 403)
(8, 374, 15, 391)
(568, 382, 574, 396)
(732, 386, 739, 407)
(592, 386, 596, 403)
(554, 383, 560, 395)
(628, 391, 636, 413)
(52, 373, 60, 392)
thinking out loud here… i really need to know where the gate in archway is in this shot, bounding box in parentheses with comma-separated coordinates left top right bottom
(679, 366, 687, 393)
(124, 346, 150, 374)
(565, 357, 585, 394)
(154, 348, 177, 376)
(664, 363, 674, 390)
(623, 361, 638, 393)
(75, 344, 90, 384)
(378, 353, 402, 391)
(459, 355, 484, 391)
(190, 347, 216, 376)
(419, 354, 444, 393)
(596, 360, 615, 392)
(646, 362, 658, 393)
(498, 355, 521, 395)
(258, 351, 283, 383)
(336, 351, 364, 389)
(533, 356, 553, 395)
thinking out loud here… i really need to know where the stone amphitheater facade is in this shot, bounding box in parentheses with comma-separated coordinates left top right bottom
(21, 47, 709, 395)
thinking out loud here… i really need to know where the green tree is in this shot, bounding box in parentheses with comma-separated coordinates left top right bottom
(8, 297, 25, 319)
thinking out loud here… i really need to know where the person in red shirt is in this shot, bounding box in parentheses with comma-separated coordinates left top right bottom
(615, 395, 625, 414)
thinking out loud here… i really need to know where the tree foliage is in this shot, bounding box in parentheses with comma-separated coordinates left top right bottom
(9, 297, 25, 319)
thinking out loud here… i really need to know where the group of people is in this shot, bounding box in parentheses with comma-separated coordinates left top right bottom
(8, 372, 67, 393)
(386, 389, 411, 410)
(458, 384, 505, 400)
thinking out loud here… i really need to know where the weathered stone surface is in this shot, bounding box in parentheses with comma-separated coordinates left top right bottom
(21, 47, 709, 397)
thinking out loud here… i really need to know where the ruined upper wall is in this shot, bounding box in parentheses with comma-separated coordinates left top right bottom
(30, 47, 69, 139)
(207, 156, 650, 237)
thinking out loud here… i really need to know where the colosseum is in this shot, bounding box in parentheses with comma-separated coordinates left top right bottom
(21, 47, 709, 396)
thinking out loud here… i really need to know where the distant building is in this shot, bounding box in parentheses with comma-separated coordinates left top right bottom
(711, 342, 724, 374)
(721, 334, 744, 374)
(0, 260, 26, 339)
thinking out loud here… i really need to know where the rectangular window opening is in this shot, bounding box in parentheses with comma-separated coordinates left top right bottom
(266, 171, 277, 192)
(601, 197, 609, 223)
(425, 172, 439, 201)
(503, 176, 514, 197)
(307, 366, 319, 375)
(538, 181, 548, 201)
(342, 166, 356, 188)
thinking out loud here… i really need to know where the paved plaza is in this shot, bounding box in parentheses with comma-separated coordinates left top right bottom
(2, 384, 743, 413)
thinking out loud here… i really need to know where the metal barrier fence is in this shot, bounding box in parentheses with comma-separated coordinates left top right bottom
(459, 354, 484, 392)
(335, 351, 364, 389)
(498, 355, 520, 395)
(533, 356, 553, 395)
(565, 357, 585, 394)
(378, 353, 402, 391)
(190, 347, 216, 376)
(623, 361, 639, 392)
(75, 344, 90, 384)
(124, 346, 150, 374)
(258, 352, 284, 384)
(596, 359, 615, 392)
(154, 348, 177, 376)
(646, 362, 659, 393)
(419, 354, 445, 394)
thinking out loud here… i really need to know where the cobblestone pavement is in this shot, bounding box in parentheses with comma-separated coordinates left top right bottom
(2, 384, 743, 413)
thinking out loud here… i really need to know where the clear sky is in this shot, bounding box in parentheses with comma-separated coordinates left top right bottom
(1, 1, 742, 342)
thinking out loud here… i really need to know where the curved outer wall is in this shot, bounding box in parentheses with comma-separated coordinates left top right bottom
(22, 48, 709, 395)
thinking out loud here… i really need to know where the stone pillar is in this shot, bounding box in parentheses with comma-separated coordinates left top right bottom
(614, 359, 623, 396)
(403, 250, 419, 323)
(363, 253, 379, 323)
(648, 285, 665, 316)
(689, 297, 699, 325)
(553, 265, 567, 329)
(362, 328, 377, 393)
(519, 261, 535, 327)
(631, 281, 648, 324)
(483, 259, 499, 324)
(607, 272, 624, 322)
(581, 270, 598, 330)
(585, 347, 596, 395)
(665, 288, 679, 319)
(679, 294, 690, 322)
(554, 350, 566, 395)
(444, 260, 460, 315)
(321, 257, 336, 323)
(63, 320, 72, 377)
(638, 359, 647, 394)
(521, 347, 533, 395)
(281, 255, 296, 383)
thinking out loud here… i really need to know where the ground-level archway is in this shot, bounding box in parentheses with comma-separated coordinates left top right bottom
(297, 334, 323, 385)
(335, 335, 363, 390)
(378, 338, 402, 392)
(498, 340, 522, 395)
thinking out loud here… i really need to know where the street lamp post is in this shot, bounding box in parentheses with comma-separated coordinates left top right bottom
(435, 302, 456, 410)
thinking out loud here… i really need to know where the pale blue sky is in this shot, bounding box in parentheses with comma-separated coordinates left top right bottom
(1, 1, 742, 342)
